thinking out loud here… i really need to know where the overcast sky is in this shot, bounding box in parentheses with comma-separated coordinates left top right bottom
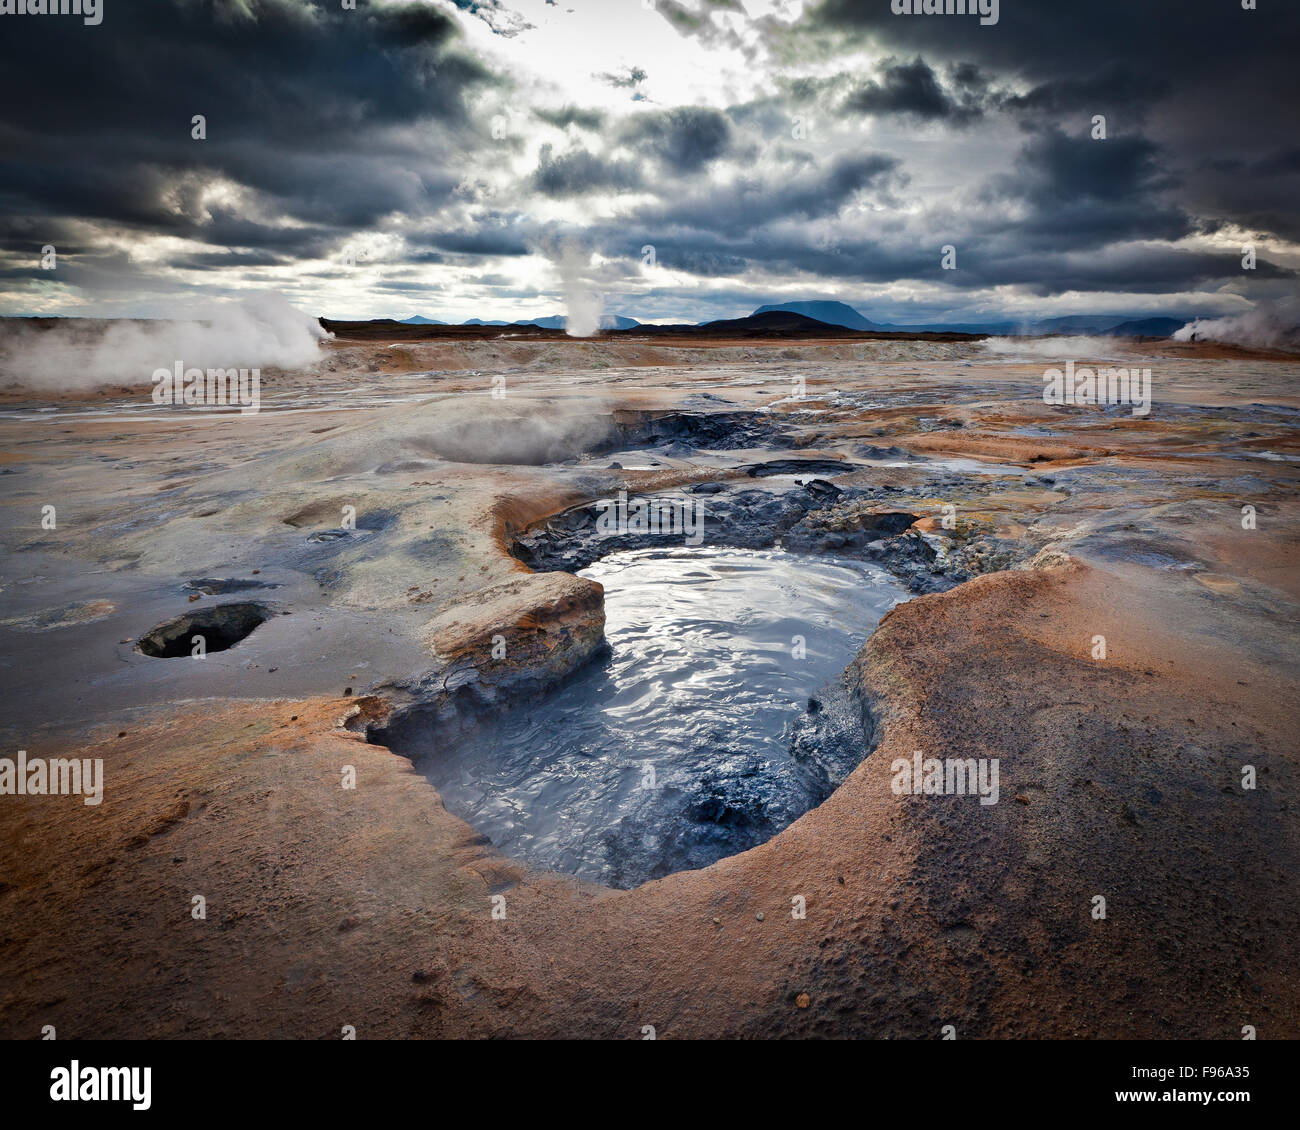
(1, 0, 1297, 325)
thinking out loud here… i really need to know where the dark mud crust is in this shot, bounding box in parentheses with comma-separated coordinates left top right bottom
(510, 478, 952, 594)
(607, 408, 797, 453)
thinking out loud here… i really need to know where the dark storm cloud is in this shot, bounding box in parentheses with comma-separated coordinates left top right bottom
(983, 129, 1193, 249)
(840, 57, 1164, 129)
(844, 57, 984, 124)
(533, 145, 644, 197)
(565, 108, 1293, 299)
(370, 279, 441, 294)
(622, 108, 733, 172)
(2, 0, 1296, 321)
(533, 106, 607, 131)
(1253, 149, 1300, 177)
(646, 247, 751, 278)
(600, 226, 935, 285)
(8, 247, 180, 295)
(1186, 147, 1300, 243)
(600, 216, 1289, 300)
(3, 1, 487, 142)
(786, 154, 903, 217)
(939, 244, 1296, 297)
(811, 0, 1300, 160)
(812, 0, 1293, 82)
(0, 0, 495, 255)
(408, 220, 535, 259)
(737, 0, 1297, 299)
(0, 217, 95, 260)
(636, 152, 903, 238)
(996, 65, 1170, 121)
(170, 249, 290, 270)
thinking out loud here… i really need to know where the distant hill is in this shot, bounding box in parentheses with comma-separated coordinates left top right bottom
(890, 320, 1018, 334)
(521, 315, 564, 330)
(1031, 314, 1130, 334)
(752, 301, 882, 330)
(639, 310, 867, 337)
(521, 314, 640, 331)
(704, 311, 837, 333)
(1006, 314, 1187, 337)
(400, 315, 445, 325)
(1105, 317, 1186, 337)
(749, 300, 1005, 333)
(620, 309, 983, 341)
(752, 301, 1017, 335)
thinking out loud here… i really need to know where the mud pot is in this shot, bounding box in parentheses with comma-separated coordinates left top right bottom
(392, 546, 903, 888)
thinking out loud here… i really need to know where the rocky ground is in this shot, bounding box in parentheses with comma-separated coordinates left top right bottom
(0, 332, 1296, 1038)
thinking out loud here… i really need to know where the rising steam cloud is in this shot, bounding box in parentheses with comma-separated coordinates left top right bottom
(1174, 297, 1300, 351)
(0, 292, 331, 391)
(981, 335, 1123, 360)
(553, 242, 604, 338)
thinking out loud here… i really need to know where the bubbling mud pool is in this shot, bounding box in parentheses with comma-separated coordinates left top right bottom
(411, 547, 905, 888)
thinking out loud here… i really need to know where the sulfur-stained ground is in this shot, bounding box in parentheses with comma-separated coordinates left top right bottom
(0, 333, 1296, 1038)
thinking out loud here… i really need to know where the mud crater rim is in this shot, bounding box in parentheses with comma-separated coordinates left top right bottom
(376, 543, 914, 890)
(370, 463, 1029, 888)
(136, 601, 273, 658)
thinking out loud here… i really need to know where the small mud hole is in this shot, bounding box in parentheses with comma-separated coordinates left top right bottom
(137, 602, 270, 658)
(401, 547, 904, 889)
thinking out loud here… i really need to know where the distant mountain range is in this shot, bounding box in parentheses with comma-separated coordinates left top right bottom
(401, 313, 640, 330)
(395, 303, 1188, 338)
(751, 302, 1188, 338)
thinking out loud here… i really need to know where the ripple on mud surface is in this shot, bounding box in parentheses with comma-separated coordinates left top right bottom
(412, 546, 904, 888)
